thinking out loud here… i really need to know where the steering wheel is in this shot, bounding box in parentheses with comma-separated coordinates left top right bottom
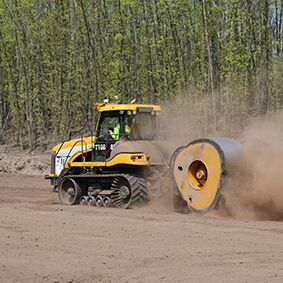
(96, 132, 114, 142)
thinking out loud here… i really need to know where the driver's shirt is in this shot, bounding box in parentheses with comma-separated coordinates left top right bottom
(112, 124, 130, 140)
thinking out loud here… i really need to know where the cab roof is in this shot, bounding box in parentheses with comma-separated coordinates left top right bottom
(95, 102, 161, 112)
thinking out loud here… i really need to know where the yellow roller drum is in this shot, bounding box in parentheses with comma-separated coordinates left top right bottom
(171, 138, 242, 212)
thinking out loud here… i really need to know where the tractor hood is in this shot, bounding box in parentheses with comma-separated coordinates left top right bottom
(52, 136, 96, 152)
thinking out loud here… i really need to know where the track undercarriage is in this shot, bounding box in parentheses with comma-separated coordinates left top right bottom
(58, 173, 148, 209)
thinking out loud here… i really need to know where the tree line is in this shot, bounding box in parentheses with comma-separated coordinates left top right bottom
(0, 0, 282, 150)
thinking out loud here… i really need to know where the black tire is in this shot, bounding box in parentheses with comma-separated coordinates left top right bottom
(111, 174, 148, 208)
(58, 178, 82, 205)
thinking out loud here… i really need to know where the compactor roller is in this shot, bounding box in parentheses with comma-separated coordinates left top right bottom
(171, 138, 242, 212)
(46, 100, 243, 213)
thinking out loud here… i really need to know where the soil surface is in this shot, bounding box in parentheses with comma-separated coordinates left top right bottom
(0, 174, 283, 283)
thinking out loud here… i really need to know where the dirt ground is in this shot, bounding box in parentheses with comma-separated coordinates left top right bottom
(0, 175, 283, 283)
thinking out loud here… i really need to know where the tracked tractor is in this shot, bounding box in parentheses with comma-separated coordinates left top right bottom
(46, 101, 242, 212)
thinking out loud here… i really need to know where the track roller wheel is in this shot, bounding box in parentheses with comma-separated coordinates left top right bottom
(79, 196, 88, 205)
(103, 197, 111, 207)
(58, 178, 82, 205)
(87, 196, 95, 206)
(95, 196, 103, 207)
(111, 175, 148, 208)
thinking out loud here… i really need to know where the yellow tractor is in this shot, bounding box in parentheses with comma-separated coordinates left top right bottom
(46, 101, 242, 212)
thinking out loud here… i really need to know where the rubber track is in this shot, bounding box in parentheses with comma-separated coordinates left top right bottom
(60, 173, 148, 208)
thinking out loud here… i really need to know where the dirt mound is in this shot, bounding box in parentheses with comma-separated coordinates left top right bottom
(0, 146, 49, 176)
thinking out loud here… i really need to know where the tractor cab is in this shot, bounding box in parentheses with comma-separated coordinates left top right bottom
(93, 102, 161, 160)
(95, 102, 160, 141)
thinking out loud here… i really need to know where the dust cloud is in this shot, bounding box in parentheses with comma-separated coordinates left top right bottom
(159, 96, 213, 145)
(221, 114, 283, 220)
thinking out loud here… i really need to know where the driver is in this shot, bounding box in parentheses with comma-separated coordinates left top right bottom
(111, 123, 130, 140)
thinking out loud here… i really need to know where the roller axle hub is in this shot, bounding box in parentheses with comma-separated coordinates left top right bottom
(196, 169, 206, 180)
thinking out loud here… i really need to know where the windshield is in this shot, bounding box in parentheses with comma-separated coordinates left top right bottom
(131, 112, 156, 140)
(96, 110, 158, 141)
